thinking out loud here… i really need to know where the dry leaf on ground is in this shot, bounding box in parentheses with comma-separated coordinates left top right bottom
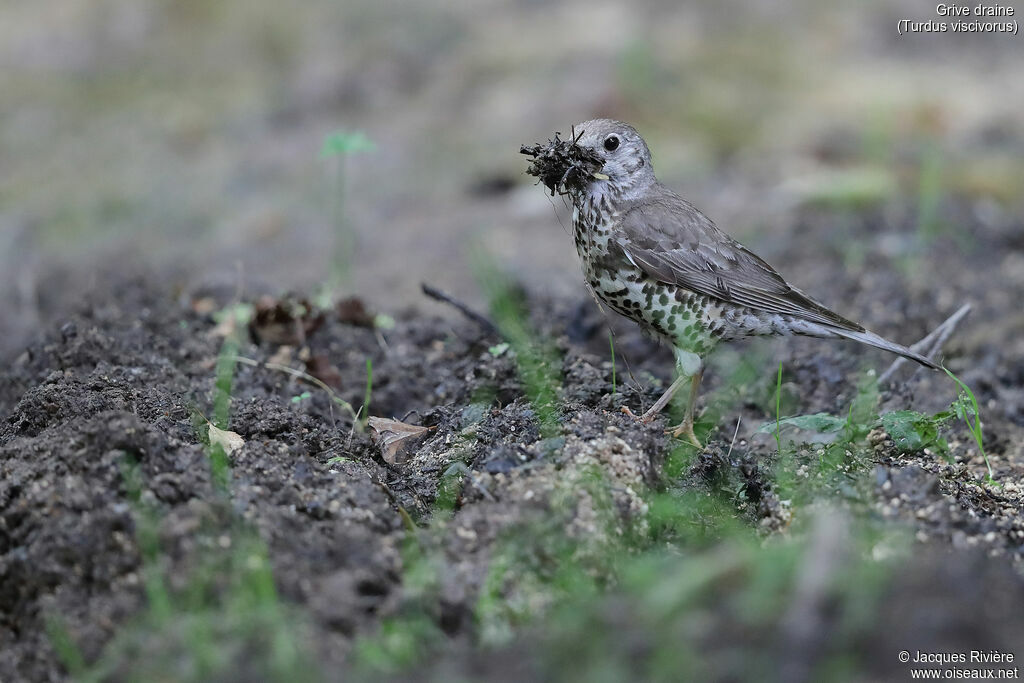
(208, 424, 245, 455)
(367, 416, 434, 465)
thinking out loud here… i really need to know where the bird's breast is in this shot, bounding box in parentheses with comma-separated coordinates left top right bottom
(572, 198, 623, 283)
(571, 194, 719, 356)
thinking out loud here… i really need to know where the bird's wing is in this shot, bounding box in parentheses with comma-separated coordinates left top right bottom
(612, 189, 865, 332)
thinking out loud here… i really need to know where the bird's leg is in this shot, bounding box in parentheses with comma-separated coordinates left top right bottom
(621, 375, 686, 422)
(624, 374, 688, 422)
(666, 367, 705, 448)
(622, 351, 705, 447)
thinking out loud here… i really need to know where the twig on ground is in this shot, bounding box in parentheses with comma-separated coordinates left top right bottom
(878, 303, 971, 386)
(421, 283, 498, 335)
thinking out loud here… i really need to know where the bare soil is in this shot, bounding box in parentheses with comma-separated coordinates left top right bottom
(1, 196, 1023, 681)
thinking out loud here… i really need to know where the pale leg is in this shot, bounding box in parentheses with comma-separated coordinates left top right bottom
(666, 366, 705, 448)
(638, 374, 687, 422)
(622, 362, 705, 447)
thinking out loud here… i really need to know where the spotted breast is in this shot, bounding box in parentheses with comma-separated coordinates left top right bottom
(572, 191, 720, 368)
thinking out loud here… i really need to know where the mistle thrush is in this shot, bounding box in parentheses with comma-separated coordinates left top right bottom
(523, 119, 938, 447)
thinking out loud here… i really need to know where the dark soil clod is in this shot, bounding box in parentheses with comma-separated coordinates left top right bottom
(251, 294, 324, 346)
(520, 129, 604, 196)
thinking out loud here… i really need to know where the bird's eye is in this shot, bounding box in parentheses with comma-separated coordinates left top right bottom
(603, 135, 620, 151)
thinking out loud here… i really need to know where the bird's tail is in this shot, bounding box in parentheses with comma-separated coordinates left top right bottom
(830, 327, 940, 370)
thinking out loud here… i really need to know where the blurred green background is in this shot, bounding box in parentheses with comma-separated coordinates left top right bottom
(2, 0, 1022, 351)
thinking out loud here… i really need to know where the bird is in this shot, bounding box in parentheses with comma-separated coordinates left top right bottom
(540, 118, 938, 447)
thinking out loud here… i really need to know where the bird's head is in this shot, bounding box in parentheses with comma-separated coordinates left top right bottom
(571, 118, 655, 198)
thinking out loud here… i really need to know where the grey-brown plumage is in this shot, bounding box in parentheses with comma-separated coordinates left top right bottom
(530, 118, 938, 446)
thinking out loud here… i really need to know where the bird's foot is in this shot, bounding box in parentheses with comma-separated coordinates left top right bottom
(666, 420, 702, 448)
(622, 406, 701, 446)
(620, 405, 660, 424)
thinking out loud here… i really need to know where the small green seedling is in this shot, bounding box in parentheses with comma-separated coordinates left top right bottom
(290, 391, 313, 403)
(321, 130, 376, 292)
(944, 368, 994, 481)
(488, 342, 510, 357)
(321, 131, 376, 158)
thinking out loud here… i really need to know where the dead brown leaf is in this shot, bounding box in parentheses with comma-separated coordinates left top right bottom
(367, 416, 434, 465)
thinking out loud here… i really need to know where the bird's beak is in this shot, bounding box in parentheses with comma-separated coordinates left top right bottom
(591, 172, 610, 180)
